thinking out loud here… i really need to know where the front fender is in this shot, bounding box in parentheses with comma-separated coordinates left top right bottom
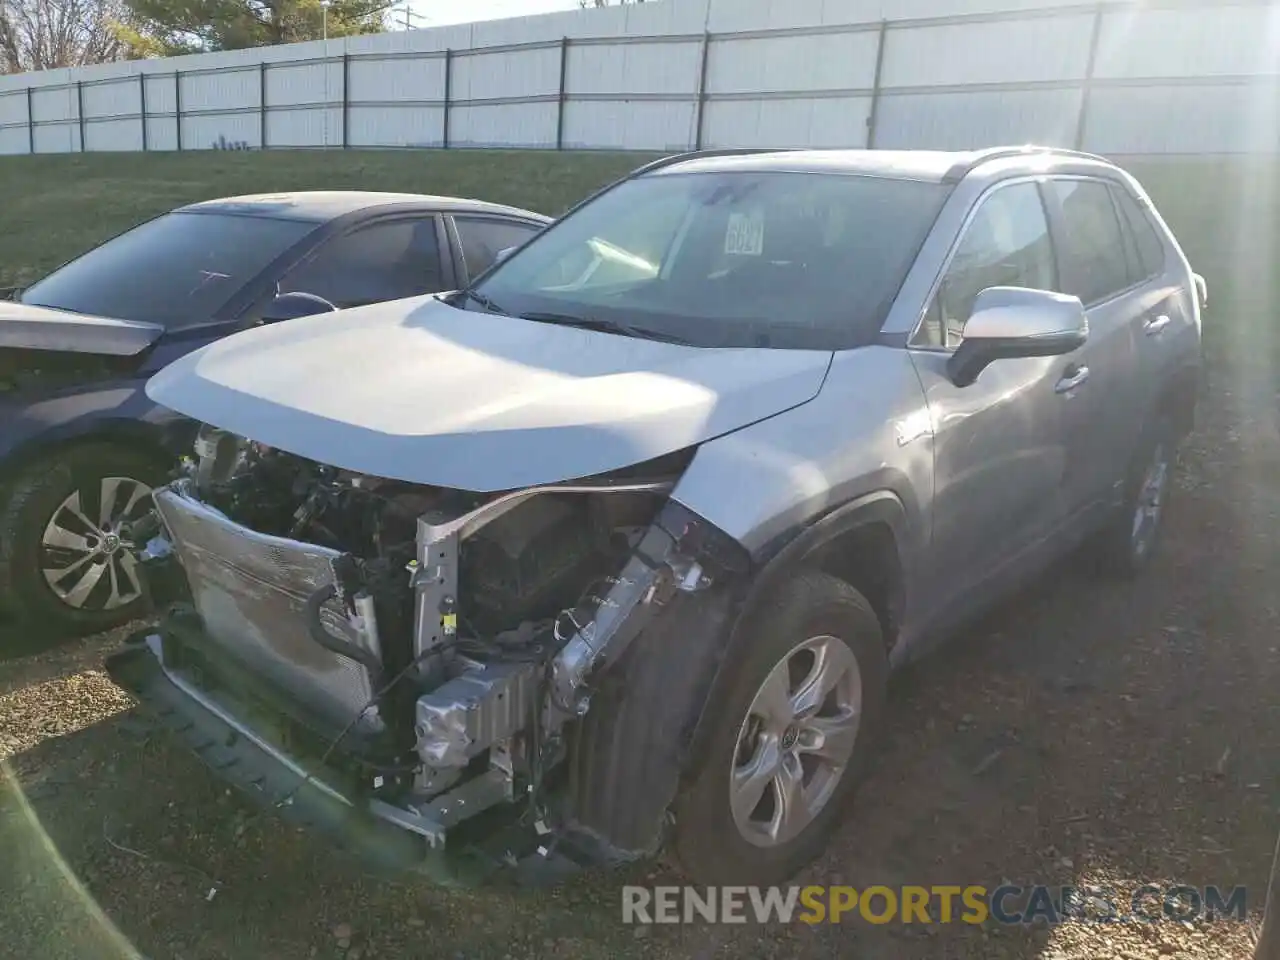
(0, 379, 192, 475)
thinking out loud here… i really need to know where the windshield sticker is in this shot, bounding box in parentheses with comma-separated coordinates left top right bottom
(725, 210, 765, 256)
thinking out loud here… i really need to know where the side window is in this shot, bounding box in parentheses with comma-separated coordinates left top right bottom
(281, 218, 444, 308)
(1045, 180, 1131, 306)
(1111, 186, 1166, 281)
(918, 182, 1056, 349)
(455, 217, 543, 280)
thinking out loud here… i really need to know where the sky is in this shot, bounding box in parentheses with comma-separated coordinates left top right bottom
(399, 0, 588, 30)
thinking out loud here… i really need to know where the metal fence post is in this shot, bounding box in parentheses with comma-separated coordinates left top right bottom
(76, 80, 86, 152)
(174, 71, 183, 151)
(139, 74, 148, 151)
(342, 52, 351, 149)
(694, 30, 711, 150)
(556, 36, 569, 150)
(1075, 3, 1104, 151)
(26, 87, 34, 155)
(866, 20, 888, 149)
(260, 61, 268, 149)
(442, 49, 453, 149)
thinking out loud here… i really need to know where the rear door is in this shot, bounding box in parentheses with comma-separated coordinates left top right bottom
(1041, 178, 1145, 523)
(449, 215, 546, 285)
(1109, 184, 1198, 426)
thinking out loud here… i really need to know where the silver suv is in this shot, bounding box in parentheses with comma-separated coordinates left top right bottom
(108, 146, 1203, 887)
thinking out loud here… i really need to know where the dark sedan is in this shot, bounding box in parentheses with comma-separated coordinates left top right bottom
(0, 191, 550, 638)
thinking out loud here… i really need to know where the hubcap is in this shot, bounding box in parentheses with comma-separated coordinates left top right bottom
(40, 476, 154, 612)
(729, 635, 862, 848)
(1131, 443, 1170, 559)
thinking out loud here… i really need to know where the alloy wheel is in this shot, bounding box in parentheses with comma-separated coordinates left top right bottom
(40, 476, 153, 612)
(729, 634, 863, 848)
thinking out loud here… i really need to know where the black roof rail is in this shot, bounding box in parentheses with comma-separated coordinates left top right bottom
(628, 147, 803, 178)
(942, 144, 1113, 183)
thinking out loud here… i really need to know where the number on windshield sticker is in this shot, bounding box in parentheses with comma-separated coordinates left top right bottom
(724, 210, 765, 256)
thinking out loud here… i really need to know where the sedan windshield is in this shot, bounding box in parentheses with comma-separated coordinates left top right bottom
(470, 170, 949, 350)
(21, 211, 317, 328)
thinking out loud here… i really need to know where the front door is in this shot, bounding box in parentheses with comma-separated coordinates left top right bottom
(908, 178, 1072, 624)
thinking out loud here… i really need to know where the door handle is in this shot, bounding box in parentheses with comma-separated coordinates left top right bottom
(1055, 364, 1091, 394)
(1144, 314, 1172, 336)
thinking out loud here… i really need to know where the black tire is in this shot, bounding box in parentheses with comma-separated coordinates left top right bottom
(671, 570, 888, 886)
(0, 443, 169, 639)
(1087, 416, 1177, 579)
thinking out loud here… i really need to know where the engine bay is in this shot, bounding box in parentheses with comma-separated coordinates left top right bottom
(140, 425, 699, 850)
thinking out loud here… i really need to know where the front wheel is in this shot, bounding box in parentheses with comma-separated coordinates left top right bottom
(672, 570, 888, 886)
(0, 444, 168, 640)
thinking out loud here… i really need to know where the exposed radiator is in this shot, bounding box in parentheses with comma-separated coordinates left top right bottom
(152, 486, 379, 728)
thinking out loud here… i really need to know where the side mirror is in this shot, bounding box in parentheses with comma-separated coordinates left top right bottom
(261, 291, 337, 323)
(494, 246, 518, 265)
(946, 286, 1087, 388)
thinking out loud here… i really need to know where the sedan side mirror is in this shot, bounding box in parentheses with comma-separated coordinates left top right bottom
(261, 291, 338, 323)
(494, 246, 518, 264)
(947, 286, 1087, 388)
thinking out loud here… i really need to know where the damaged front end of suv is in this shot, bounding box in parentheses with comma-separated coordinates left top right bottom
(107, 392, 753, 886)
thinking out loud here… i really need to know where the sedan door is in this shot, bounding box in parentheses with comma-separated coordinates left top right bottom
(448, 214, 547, 285)
(908, 179, 1073, 626)
(276, 214, 454, 309)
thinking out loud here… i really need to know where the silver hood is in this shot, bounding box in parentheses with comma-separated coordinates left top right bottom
(0, 300, 164, 356)
(146, 295, 833, 492)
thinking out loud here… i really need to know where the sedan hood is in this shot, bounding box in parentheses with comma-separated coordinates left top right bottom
(0, 300, 164, 356)
(146, 296, 832, 492)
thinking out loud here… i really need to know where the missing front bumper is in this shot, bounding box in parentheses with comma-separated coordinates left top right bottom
(104, 629, 508, 886)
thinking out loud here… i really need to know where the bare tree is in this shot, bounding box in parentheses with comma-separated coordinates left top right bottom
(1, 0, 128, 73)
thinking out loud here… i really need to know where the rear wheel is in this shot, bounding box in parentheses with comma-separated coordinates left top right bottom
(0, 444, 168, 640)
(672, 570, 887, 885)
(1089, 416, 1176, 577)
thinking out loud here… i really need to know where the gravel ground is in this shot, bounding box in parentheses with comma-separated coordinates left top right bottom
(1, 345, 1276, 960)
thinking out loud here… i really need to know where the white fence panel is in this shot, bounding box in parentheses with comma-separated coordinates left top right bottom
(704, 96, 875, 149)
(709, 31, 881, 95)
(876, 88, 1083, 150)
(83, 79, 138, 121)
(568, 40, 699, 96)
(563, 100, 696, 150)
(0, 0, 1275, 157)
(348, 105, 444, 147)
(348, 56, 445, 103)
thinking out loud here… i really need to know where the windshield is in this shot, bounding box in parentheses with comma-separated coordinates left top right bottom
(470, 170, 949, 349)
(21, 211, 317, 328)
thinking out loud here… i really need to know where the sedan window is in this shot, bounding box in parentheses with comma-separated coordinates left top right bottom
(20, 212, 316, 328)
(281, 218, 445, 309)
(455, 217, 544, 281)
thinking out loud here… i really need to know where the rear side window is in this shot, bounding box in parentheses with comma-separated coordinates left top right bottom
(455, 217, 543, 280)
(1045, 180, 1131, 306)
(1111, 186, 1166, 281)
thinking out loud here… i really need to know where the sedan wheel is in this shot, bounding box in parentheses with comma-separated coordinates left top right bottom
(41, 476, 152, 613)
(0, 444, 168, 640)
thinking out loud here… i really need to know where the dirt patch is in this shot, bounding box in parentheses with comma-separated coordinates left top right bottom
(0, 353, 1275, 960)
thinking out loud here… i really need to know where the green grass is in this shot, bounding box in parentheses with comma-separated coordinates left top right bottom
(0, 149, 659, 289)
(0, 150, 1275, 361)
